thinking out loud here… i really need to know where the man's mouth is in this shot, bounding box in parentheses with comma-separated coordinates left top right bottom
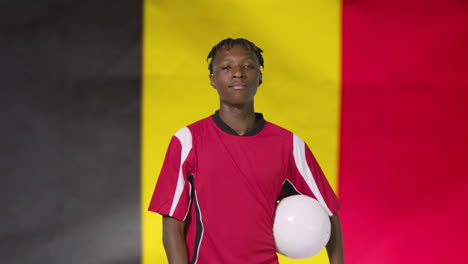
(229, 83, 247, 89)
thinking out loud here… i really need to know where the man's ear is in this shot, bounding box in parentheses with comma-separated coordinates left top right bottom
(209, 74, 215, 88)
(258, 72, 263, 86)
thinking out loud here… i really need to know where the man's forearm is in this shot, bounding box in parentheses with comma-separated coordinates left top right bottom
(326, 214, 344, 264)
(163, 216, 189, 264)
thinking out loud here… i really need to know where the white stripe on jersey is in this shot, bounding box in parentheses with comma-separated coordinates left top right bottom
(182, 182, 192, 221)
(170, 127, 193, 216)
(192, 187, 204, 264)
(292, 134, 333, 216)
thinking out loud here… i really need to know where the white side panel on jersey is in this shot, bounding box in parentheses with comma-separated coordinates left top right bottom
(170, 127, 193, 216)
(293, 134, 333, 216)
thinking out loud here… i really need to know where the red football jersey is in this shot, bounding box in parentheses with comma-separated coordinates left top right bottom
(149, 112, 341, 264)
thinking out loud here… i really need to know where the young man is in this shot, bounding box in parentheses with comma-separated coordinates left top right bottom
(148, 38, 344, 264)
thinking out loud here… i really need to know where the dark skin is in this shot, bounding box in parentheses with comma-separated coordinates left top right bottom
(163, 44, 344, 264)
(162, 216, 188, 264)
(209, 45, 262, 135)
(327, 214, 345, 264)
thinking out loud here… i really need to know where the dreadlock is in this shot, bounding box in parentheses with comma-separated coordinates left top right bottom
(207, 38, 264, 75)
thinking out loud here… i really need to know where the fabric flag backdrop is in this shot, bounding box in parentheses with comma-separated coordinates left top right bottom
(142, 0, 340, 263)
(340, 1, 468, 263)
(1, 1, 141, 264)
(143, 0, 468, 263)
(2, 0, 467, 264)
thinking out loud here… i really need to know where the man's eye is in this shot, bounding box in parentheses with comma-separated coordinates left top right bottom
(221, 66, 231, 70)
(244, 64, 254, 69)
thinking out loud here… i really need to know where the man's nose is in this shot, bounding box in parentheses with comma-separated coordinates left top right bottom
(232, 66, 246, 78)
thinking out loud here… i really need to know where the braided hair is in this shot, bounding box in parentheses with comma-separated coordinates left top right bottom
(207, 38, 264, 75)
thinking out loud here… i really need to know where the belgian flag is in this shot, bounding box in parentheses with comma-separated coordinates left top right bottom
(2, 0, 467, 264)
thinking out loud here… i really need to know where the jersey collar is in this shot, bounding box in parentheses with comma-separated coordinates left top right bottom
(211, 110, 265, 136)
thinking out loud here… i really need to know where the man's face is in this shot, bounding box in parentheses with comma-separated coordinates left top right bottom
(210, 45, 262, 106)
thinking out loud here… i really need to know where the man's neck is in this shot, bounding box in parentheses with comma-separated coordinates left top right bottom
(218, 103, 256, 136)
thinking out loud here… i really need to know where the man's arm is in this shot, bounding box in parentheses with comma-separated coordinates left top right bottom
(326, 214, 344, 264)
(162, 216, 188, 264)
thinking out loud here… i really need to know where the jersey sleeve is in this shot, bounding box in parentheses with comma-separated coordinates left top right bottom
(286, 134, 342, 216)
(148, 127, 193, 221)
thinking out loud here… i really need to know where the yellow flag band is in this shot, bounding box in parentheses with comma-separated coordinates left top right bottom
(143, 1, 340, 263)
